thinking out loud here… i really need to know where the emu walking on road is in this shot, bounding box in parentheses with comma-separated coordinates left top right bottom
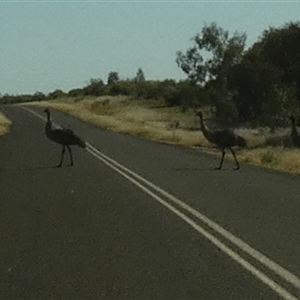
(44, 108, 86, 167)
(289, 115, 300, 147)
(196, 111, 246, 170)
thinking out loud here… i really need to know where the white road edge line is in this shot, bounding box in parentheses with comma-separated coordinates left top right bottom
(22, 105, 300, 299)
(86, 146, 297, 300)
(87, 143, 300, 291)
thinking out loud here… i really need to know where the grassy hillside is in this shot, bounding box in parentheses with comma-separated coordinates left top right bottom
(26, 96, 300, 175)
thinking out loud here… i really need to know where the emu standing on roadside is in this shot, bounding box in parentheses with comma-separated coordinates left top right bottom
(44, 108, 86, 167)
(196, 111, 246, 170)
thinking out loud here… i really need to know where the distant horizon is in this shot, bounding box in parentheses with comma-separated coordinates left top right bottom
(1, 1, 299, 95)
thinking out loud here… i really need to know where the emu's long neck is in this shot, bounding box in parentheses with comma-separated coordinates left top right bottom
(291, 118, 298, 136)
(198, 116, 216, 143)
(199, 116, 210, 136)
(199, 117, 206, 131)
(45, 112, 52, 132)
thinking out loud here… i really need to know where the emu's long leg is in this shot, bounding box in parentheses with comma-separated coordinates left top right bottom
(67, 146, 73, 166)
(230, 147, 240, 170)
(215, 148, 226, 170)
(57, 146, 66, 167)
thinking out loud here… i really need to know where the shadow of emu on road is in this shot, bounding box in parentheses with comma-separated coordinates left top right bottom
(8, 165, 73, 171)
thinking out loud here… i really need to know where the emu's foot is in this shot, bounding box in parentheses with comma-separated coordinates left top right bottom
(233, 166, 240, 170)
(214, 166, 222, 170)
(56, 163, 62, 168)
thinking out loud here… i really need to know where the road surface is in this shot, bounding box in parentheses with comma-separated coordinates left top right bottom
(1, 105, 300, 299)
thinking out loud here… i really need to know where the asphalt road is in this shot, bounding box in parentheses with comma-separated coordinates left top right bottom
(1, 105, 300, 299)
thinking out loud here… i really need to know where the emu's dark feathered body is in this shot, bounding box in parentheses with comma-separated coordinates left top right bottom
(196, 111, 246, 170)
(44, 108, 86, 167)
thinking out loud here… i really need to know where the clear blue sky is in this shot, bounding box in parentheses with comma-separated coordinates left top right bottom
(0, 1, 299, 95)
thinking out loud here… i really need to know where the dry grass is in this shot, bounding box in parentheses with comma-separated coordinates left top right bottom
(26, 96, 300, 175)
(238, 147, 300, 175)
(27, 96, 209, 147)
(0, 112, 11, 137)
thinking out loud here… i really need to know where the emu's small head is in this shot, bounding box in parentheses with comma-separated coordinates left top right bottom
(44, 108, 50, 114)
(290, 115, 295, 123)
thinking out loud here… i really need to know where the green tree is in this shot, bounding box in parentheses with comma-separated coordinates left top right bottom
(162, 80, 200, 110)
(32, 91, 46, 102)
(259, 22, 300, 103)
(176, 22, 246, 86)
(83, 78, 106, 96)
(227, 60, 279, 124)
(227, 22, 300, 125)
(108, 80, 136, 96)
(134, 68, 145, 82)
(107, 72, 120, 85)
(176, 23, 246, 122)
(68, 88, 84, 97)
(48, 89, 65, 99)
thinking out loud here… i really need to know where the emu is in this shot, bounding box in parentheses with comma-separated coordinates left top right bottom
(44, 108, 86, 167)
(290, 115, 300, 147)
(196, 111, 246, 170)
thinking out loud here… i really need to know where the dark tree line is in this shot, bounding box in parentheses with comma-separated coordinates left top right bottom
(0, 69, 199, 113)
(177, 21, 300, 127)
(1, 21, 300, 127)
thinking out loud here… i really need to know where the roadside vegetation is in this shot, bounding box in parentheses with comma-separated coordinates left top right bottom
(2, 21, 300, 174)
(27, 95, 300, 175)
(0, 112, 11, 137)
